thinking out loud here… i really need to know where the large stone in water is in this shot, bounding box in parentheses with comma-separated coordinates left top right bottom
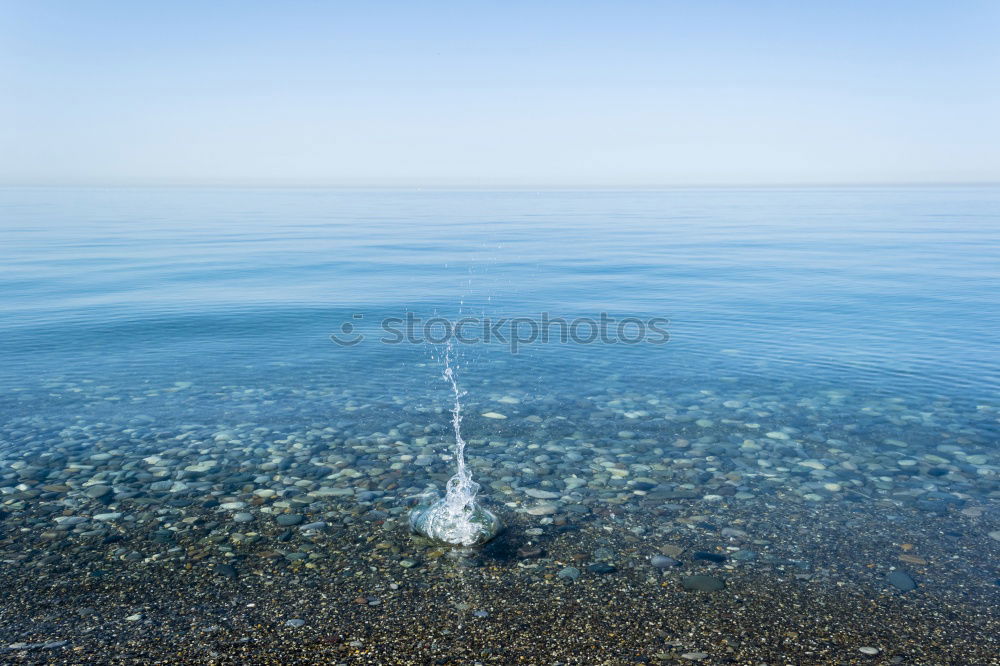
(681, 575, 725, 592)
(887, 570, 916, 591)
(409, 500, 501, 547)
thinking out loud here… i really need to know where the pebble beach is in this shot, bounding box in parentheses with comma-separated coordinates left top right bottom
(1, 186, 998, 664)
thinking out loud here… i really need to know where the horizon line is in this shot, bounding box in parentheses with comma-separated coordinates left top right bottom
(2, 180, 999, 190)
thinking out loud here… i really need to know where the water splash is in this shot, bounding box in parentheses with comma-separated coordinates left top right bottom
(409, 344, 501, 546)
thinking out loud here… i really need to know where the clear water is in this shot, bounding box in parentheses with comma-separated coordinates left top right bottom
(3, 186, 997, 426)
(1, 186, 998, 660)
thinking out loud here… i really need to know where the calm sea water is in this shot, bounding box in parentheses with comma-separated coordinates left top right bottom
(2, 186, 998, 420)
(1, 186, 999, 661)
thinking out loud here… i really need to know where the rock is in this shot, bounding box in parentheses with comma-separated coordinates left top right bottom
(650, 555, 680, 568)
(681, 575, 725, 592)
(887, 570, 916, 591)
(299, 521, 327, 531)
(517, 545, 544, 559)
(92, 512, 121, 522)
(859, 647, 880, 655)
(765, 431, 790, 440)
(989, 530, 1000, 542)
(681, 653, 709, 661)
(214, 563, 237, 579)
(84, 485, 111, 499)
(693, 551, 726, 563)
(275, 514, 304, 527)
(587, 562, 615, 574)
(399, 559, 418, 568)
(524, 488, 560, 499)
(232, 512, 253, 523)
(284, 619, 305, 628)
(481, 412, 507, 419)
(557, 566, 581, 581)
(659, 545, 684, 558)
(526, 504, 557, 516)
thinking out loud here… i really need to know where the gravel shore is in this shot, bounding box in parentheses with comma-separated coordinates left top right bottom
(1, 377, 997, 664)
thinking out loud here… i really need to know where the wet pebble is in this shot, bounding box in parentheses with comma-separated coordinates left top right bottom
(886, 570, 916, 592)
(650, 555, 681, 568)
(557, 567, 581, 581)
(681, 575, 725, 592)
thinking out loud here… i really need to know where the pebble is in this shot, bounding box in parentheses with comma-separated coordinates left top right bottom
(557, 567, 581, 581)
(84, 485, 111, 499)
(587, 562, 615, 574)
(284, 619, 305, 628)
(526, 504, 557, 516)
(92, 512, 122, 522)
(681, 575, 725, 592)
(859, 646, 880, 655)
(524, 488, 560, 499)
(681, 653, 709, 661)
(214, 563, 237, 579)
(886, 570, 916, 592)
(693, 551, 726, 563)
(481, 412, 507, 419)
(275, 514, 304, 527)
(651, 555, 681, 568)
(232, 512, 253, 523)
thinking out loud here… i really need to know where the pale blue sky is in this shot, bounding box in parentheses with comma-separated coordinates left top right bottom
(1, 1, 998, 186)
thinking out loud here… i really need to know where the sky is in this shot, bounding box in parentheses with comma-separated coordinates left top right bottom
(1, 1, 998, 187)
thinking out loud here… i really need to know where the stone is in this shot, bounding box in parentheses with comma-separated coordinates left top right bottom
(232, 512, 253, 523)
(587, 562, 615, 574)
(275, 514, 304, 527)
(214, 563, 237, 579)
(84, 485, 112, 499)
(557, 566, 581, 581)
(284, 619, 305, 628)
(524, 488, 560, 499)
(887, 570, 916, 591)
(693, 551, 726, 563)
(681, 575, 725, 592)
(651, 555, 680, 568)
(859, 647, 880, 655)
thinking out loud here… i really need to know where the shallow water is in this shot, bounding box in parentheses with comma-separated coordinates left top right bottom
(0, 186, 997, 663)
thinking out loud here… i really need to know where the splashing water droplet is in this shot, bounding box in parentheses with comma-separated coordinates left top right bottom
(409, 344, 501, 546)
